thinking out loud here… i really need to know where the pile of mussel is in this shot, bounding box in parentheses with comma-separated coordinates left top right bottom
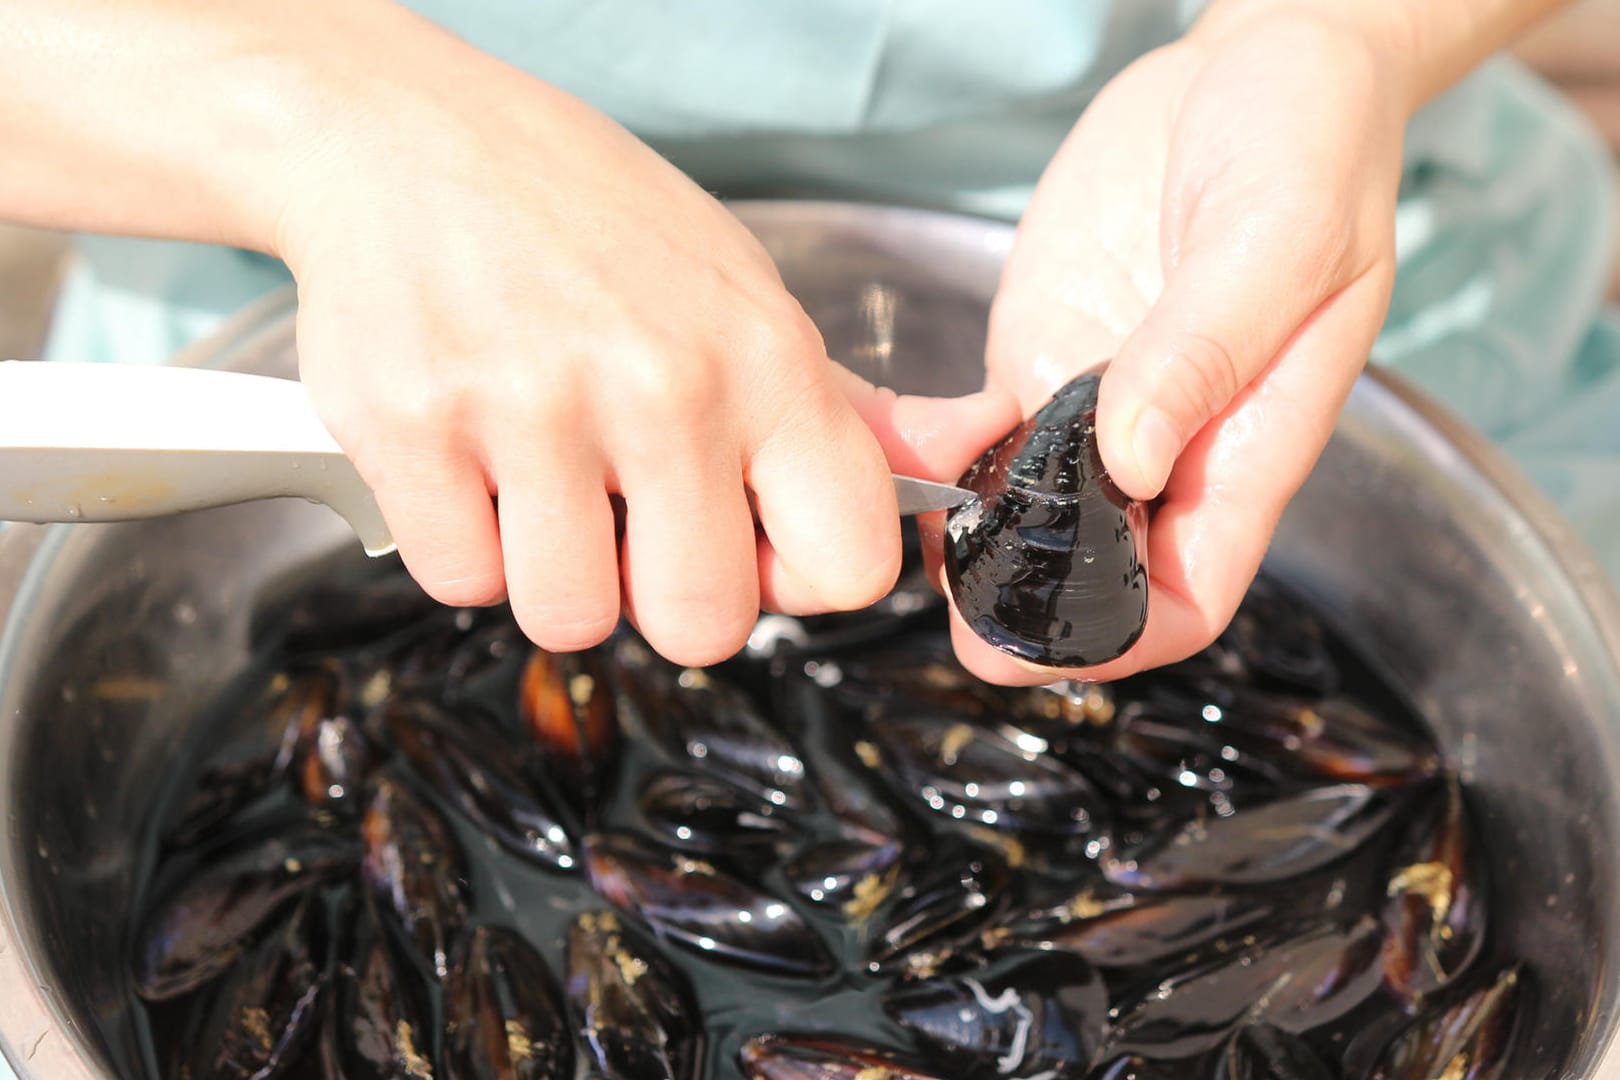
(127, 558, 1526, 1079)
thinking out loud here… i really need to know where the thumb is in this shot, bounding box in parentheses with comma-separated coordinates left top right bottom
(1096, 227, 1346, 501)
(828, 363, 1022, 483)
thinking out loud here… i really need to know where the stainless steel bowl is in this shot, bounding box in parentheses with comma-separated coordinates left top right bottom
(2, 202, 1619, 1078)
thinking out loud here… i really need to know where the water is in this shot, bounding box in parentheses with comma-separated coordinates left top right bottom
(116, 566, 1519, 1080)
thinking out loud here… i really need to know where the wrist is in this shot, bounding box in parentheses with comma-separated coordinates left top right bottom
(1191, 0, 1573, 113)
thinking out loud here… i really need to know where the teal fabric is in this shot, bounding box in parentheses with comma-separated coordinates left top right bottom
(37, 4, 1620, 580)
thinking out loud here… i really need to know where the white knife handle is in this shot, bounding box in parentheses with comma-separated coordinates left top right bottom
(0, 361, 395, 556)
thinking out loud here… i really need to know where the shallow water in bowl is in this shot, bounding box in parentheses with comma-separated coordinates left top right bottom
(113, 556, 1531, 1080)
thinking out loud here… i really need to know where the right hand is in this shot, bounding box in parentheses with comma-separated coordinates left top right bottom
(273, 8, 1018, 665)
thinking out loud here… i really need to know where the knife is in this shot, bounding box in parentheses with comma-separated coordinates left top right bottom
(0, 362, 974, 555)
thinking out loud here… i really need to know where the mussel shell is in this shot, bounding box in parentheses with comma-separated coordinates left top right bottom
(615, 643, 808, 810)
(565, 910, 704, 1080)
(944, 372, 1148, 669)
(133, 827, 353, 1001)
(738, 1035, 951, 1080)
(320, 911, 439, 1080)
(637, 771, 796, 854)
(1168, 576, 1339, 698)
(381, 695, 577, 872)
(1107, 917, 1384, 1060)
(1366, 965, 1525, 1080)
(519, 646, 618, 777)
(360, 775, 471, 980)
(583, 831, 835, 978)
(864, 710, 1107, 845)
(252, 562, 444, 658)
(444, 925, 572, 1080)
(883, 945, 1107, 1079)
(1002, 889, 1274, 970)
(1124, 680, 1438, 790)
(867, 845, 1011, 974)
(169, 893, 325, 1080)
(1380, 777, 1486, 1004)
(1102, 783, 1398, 890)
(781, 838, 905, 921)
(1219, 1024, 1337, 1080)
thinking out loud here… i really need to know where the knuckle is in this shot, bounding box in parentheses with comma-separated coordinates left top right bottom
(820, 538, 903, 612)
(618, 339, 719, 421)
(1160, 330, 1244, 426)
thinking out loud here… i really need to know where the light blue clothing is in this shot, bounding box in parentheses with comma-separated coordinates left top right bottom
(39, 2, 1620, 580)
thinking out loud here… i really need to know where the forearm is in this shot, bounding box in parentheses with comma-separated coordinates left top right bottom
(1195, 0, 1578, 111)
(0, 0, 439, 253)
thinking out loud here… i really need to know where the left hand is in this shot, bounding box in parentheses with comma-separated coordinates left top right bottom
(936, 9, 1411, 684)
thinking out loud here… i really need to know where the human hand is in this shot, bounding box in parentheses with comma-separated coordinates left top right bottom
(941, 9, 1411, 684)
(276, 11, 1018, 665)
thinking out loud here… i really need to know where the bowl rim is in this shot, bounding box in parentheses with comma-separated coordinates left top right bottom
(1, 199, 1618, 1078)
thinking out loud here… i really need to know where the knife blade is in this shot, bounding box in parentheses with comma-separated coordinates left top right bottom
(892, 474, 976, 515)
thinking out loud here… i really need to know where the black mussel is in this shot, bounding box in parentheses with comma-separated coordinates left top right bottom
(812, 634, 1011, 721)
(381, 696, 577, 872)
(739, 1035, 951, 1080)
(638, 771, 796, 854)
(1000, 888, 1274, 970)
(865, 710, 1108, 850)
(1107, 917, 1384, 1061)
(1086, 1054, 1204, 1080)
(781, 838, 904, 921)
(395, 607, 527, 694)
(1132, 682, 1438, 790)
(615, 642, 808, 810)
(169, 893, 325, 1080)
(583, 831, 835, 978)
(783, 677, 915, 848)
(883, 945, 1107, 1079)
(444, 925, 572, 1080)
(361, 776, 470, 980)
(566, 910, 704, 1080)
(868, 845, 1011, 975)
(944, 371, 1148, 669)
(1380, 778, 1485, 1005)
(320, 912, 439, 1080)
(1111, 701, 1286, 805)
(134, 828, 353, 1001)
(256, 563, 444, 658)
(519, 646, 618, 795)
(1219, 1024, 1336, 1080)
(1103, 783, 1398, 891)
(277, 664, 376, 812)
(1170, 576, 1338, 698)
(1366, 965, 1524, 1080)
(164, 754, 282, 851)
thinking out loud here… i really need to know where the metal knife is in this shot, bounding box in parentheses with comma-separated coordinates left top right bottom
(0, 362, 974, 555)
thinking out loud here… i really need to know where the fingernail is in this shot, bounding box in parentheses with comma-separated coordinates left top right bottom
(1131, 406, 1181, 494)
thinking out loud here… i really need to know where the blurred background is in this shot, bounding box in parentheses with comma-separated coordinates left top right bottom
(0, 0, 1616, 363)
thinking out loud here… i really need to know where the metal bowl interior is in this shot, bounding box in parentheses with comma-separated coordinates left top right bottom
(2, 201, 1619, 1078)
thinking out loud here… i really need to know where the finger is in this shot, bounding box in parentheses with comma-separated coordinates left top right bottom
(953, 269, 1389, 685)
(749, 383, 902, 616)
(828, 364, 1023, 482)
(365, 437, 507, 608)
(618, 447, 759, 668)
(495, 447, 621, 654)
(761, 367, 1022, 613)
(1095, 201, 1359, 501)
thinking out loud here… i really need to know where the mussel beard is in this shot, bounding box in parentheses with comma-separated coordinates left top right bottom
(945, 371, 1149, 668)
